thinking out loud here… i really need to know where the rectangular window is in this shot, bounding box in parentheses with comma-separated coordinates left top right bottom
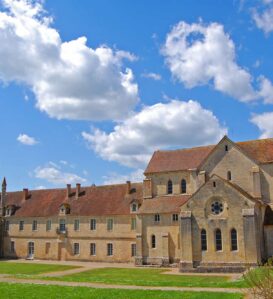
(10, 241, 15, 253)
(172, 214, 178, 222)
(131, 218, 136, 230)
(90, 243, 96, 256)
(5, 220, 9, 231)
(32, 220, 38, 231)
(90, 219, 96, 231)
(154, 214, 160, 223)
(59, 219, 66, 232)
(107, 243, 113, 256)
(74, 219, 80, 231)
(73, 243, 80, 255)
(46, 220, 52, 231)
(19, 220, 24, 231)
(131, 243, 136, 257)
(107, 219, 113, 231)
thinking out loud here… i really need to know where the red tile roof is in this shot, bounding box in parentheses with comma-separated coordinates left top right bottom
(145, 138, 273, 174)
(138, 195, 190, 214)
(7, 183, 143, 217)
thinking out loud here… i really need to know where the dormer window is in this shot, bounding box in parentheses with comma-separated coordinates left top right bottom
(131, 203, 138, 212)
(5, 208, 11, 216)
(59, 204, 70, 215)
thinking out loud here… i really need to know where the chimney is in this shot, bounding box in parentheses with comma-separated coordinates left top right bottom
(23, 188, 29, 200)
(126, 181, 131, 195)
(76, 183, 81, 199)
(66, 184, 71, 198)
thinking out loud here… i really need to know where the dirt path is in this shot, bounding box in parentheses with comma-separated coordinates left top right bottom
(0, 276, 248, 295)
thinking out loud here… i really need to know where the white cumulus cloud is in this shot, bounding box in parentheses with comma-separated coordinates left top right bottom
(34, 162, 86, 185)
(251, 112, 273, 138)
(0, 0, 139, 121)
(17, 133, 38, 145)
(162, 21, 257, 102)
(82, 100, 227, 168)
(258, 76, 273, 104)
(141, 72, 162, 81)
(252, 3, 273, 34)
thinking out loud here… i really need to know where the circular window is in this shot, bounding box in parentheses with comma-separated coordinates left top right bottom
(211, 201, 223, 215)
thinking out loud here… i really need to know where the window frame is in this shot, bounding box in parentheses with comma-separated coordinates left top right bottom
(19, 220, 24, 231)
(46, 220, 52, 231)
(172, 214, 179, 222)
(90, 218, 97, 231)
(215, 229, 222, 251)
(227, 171, 232, 181)
(73, 242, 80, 255)
(131, 217, 136, 230)
(151, 234, 156, 249)
(201, 229, 207, 251)
(10, 241, 15, 253)
(230, 228, 238, 251)
(131, 243, 136, 257)
(5, 220, 9, 231)
(181, 179, 187, 194)
(59, 219, 66, 232)
(107, 243, 113, 256)
(32, 220, 38, 231)
(154, 214, 160, 223)
(74, 219, 80, 231)
(90, 243, 96, 256)
(107, 218, 114, 231)
(167, 180, 173, 194)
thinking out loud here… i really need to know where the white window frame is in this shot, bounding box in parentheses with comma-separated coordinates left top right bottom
(32, 220, 38, 231)
(19, 220, 24, 231)
(107, 243, 113, 256)
(172, 214, 178, 222)
(46, 220, 52, 231)
(74, 219, 80, 231)
(107, 218, 114, 231)
(90, 219, 96, 231)
(90, 243, 96, 256)
(73, 243, 80, 255)
(154, 214, 160, 223)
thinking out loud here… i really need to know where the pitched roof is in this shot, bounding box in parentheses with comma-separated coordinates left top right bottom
(6, 183, 143, 217)
(138, 195, 190, 214)
(145, 138, 273, 174)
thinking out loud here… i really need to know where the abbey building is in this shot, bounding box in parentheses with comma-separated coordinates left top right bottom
(1, 136, 273, 272)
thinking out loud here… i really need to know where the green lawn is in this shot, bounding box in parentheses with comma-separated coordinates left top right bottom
(42, 268, 247, 288)
(0, 283, 244, 299)
(0, 261, 78, 275)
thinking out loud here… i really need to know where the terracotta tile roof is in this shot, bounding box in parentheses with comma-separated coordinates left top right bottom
(145, 138, 273, 174)
(6, 183, 143, 217)
(138, 195, 190, 214)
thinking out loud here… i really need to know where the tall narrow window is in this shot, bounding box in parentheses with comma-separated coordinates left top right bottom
(19, 221, 24, 231)
(32, 220, 38, 231)
(73, 243, 80, 255)
(201, 229, 207, 251)
(167, 180, 173, 194)
(131, 243, 136, 257)
(59, 219, 66, 232)
(151, 235, 156, 248)
(46, 220, 52, 231)
(215, 229, 222, 251)
(74, 219, 80, 231)
(107, 219, 113, 231)
(231, 229, 238, 251)
(107, 243, 113, 256)
(154, 214, 160, 223)
(225, 145, 228, 152)
(90, 219, 96, 230)
(10, 241, 15, 253)
(90, 243, 96, 256)
(181, 179, 187, 194)
(227, 171, 232, 181)
(28, 242, 34, 256)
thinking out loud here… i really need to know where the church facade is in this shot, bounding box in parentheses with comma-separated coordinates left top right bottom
(1, 136, 273, 272)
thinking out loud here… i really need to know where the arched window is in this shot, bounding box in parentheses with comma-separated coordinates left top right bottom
(230, 229, 238, 251)
(181, 179, 187, 194)
(215, 229, 222, 251)
(151, 235, 156, 248)
(167, 180, 173, 194)
(201, 229, 207, 251)
(227, 171, 232, 181)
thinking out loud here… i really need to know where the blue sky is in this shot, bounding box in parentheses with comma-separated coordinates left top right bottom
(0, 0, 273, 191)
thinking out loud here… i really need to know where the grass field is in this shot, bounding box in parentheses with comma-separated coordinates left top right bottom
(0, 283, 244, 299)
(42, 268, 247, 288)
(0, 261, 78, 275)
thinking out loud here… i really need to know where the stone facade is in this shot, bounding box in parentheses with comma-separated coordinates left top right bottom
(1, 136, 273, 272)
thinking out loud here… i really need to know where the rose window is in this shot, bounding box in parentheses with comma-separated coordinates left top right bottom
(211, 201, 223, 215)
